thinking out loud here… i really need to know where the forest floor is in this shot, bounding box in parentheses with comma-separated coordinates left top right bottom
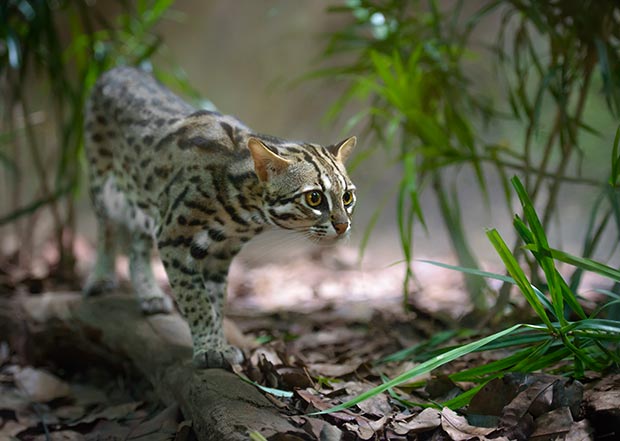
(0, 238, 618, 440)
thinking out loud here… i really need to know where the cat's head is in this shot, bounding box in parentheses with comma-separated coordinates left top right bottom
(248, 136, 357, 242)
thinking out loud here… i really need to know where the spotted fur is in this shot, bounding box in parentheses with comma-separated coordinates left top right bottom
(83, 67, 357, 368)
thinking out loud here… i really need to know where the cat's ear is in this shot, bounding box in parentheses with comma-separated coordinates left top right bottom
(328, 136, 356, 163)
(248, 137, 291, 182)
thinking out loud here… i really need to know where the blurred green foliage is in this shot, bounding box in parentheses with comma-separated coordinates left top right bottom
(322, 175, 620, 413)
(0, 0, 194, 276)
(317, 0, 620, 317)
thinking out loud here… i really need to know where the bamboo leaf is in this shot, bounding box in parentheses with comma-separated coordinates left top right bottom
(524, 246, 620, 282)
(487, 228, 554, 329)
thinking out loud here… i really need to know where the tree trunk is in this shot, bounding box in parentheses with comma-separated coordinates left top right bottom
(0, 292, 340, 441)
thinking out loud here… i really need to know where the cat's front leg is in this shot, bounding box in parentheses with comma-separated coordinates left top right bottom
(157, 229, 242, 369)
(191, 269, 244, 368)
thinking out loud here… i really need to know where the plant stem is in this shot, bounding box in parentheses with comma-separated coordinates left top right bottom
(17, 87, 65, 268)
(478, 156, 603, 187)
(541, 51, 596, 230)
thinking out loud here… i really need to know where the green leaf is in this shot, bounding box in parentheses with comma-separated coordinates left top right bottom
(309, 324, 522, 415)
(512, 344, 571, 372)
(611, 125, 620, 187)
(527, 246, 620, 283)
(511, 176, 566, 323)
(441, 381, 490, 409)
(570, 318, 620, 336)
(378, 329, 459, 364)
(418, 260, 513, 284)
(487, 228, 554, 330)
(249, 432, 268, 441)
(235, 372, 293, 398)
(449, 346, 534, 381)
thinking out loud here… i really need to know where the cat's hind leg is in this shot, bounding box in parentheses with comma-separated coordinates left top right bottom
(84, 216, 119, 296)
(129, 231, 174, 314)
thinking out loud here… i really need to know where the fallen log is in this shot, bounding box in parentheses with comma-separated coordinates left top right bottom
(0, 292, 341, 441)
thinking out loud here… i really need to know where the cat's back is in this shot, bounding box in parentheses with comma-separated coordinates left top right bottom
(87, 67, 251, 154)
(87, 67, 196, 133)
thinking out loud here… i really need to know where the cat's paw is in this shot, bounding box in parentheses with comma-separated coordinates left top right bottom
(139, 294, 174, 315)
(193, 345, 244, 370)
(83, 276, 118, 297)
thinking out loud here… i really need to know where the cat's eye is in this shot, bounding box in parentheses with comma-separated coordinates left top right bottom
(305, 190, 323, 208)
(342, 190, 354, 206)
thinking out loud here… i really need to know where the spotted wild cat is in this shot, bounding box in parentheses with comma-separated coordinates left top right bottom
(83, 67, 357, 368)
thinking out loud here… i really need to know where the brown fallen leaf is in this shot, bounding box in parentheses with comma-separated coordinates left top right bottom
(529, 407, 573, 440)
(341, 381, 392, 417)
(54, 405, 86, 421)
(564, 419, 594, 441)
(277, 367, 313, 389)
(71, 401, 142, 425)
(306, 361, 362, 378)
(32, 430, 85, 440)
(290, 415, 342, 441)
(86, 419, 131, 441)
(468, 376, 522, 416)
(16, 403, 59, 428)
(584, 373, 620, 412)
(441, 407, 508, 441)
(425, 375, 463, 402)
(390, 408, 441, 435)
(344, 415, 388, 440)
(294, 329, 364, 352)
(498, 377, 557, 434)
(14, 367, 71, 403)
(295, 389, 356, 422)
(0, 419, 28, 438)
(127, 404, 179, 440)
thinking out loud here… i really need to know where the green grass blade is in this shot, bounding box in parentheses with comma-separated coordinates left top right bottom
(377, 329, 459, 364)
(449, 346, 534, 382)
(593, 288, 620, 300)
(419, 259, 514, 283)
(558, 333, 605, 371)
(611, 125, 620, 186)
(512, 344, 571, 372)
(309, 324, 522, 415)
(235, 372, 293, 398)
(558, 277, 587, 319)
(487, 228, 554, 329)
(419, 259, 556, 314)
(569, 318, 620, 335)
(249, 432, 269, 441)
(476, 331, 550, 352)
(441, 380, 492, 409)
(511, 177, 566, 323)
(547, 247, 620, 282)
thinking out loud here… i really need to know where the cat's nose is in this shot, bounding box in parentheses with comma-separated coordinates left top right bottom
(332, 221, 349, 235)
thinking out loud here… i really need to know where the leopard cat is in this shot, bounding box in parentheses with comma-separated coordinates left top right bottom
(83, 67, 357, 368)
